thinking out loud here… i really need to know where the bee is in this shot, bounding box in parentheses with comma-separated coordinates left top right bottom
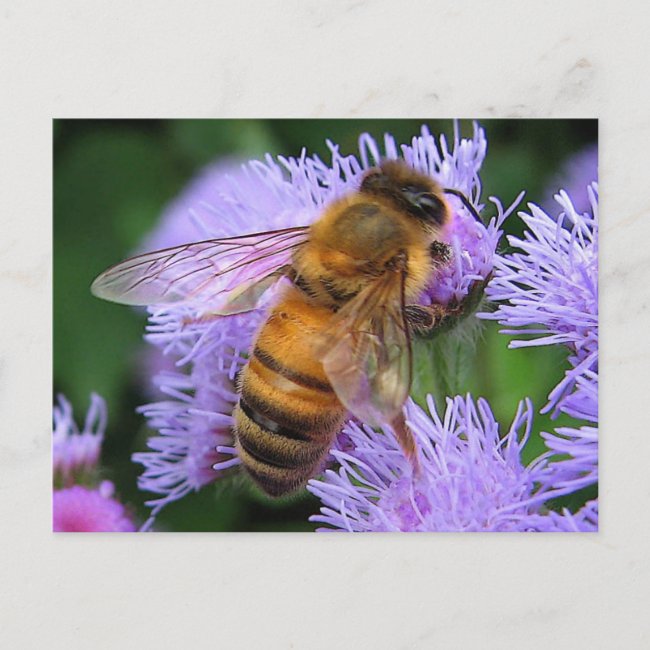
(92, 160, 478, 497)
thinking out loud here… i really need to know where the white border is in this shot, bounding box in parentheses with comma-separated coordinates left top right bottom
(2, 1, 648, 647)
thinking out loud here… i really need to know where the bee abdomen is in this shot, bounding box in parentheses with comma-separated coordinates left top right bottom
(252, 345, 333, 393)
(234, 400, 334, 497)
(233, 297, 347, 496)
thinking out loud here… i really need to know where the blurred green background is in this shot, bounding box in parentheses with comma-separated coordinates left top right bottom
(53, 119, 598, 531)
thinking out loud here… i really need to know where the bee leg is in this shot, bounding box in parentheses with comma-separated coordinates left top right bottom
(389, 412, 421, 474)
(405, 275, 491, 337)
(404, 303, 461, 336)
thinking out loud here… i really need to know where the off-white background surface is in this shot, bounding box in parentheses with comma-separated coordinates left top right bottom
(1, 1, 648, 648)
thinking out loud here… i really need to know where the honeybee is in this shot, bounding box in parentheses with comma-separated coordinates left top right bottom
(92, 160, 478, 496)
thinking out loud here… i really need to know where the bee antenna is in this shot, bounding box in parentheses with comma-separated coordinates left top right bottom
(443, 188, 483, 224)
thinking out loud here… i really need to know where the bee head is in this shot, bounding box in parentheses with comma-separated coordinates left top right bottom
(360, 160, 450, 228)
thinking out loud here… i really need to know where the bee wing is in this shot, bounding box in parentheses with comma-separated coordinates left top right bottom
(91, 226, 309, 311)
(314, 263, 413, 431)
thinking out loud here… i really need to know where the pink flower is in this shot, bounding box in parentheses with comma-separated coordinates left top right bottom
(53, 395, 137, 532)
(53, 482, 136, 532)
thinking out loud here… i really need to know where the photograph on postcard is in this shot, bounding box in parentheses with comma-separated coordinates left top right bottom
(53, 119, 598, 532)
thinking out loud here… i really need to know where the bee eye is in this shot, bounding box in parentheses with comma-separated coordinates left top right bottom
(401, 186, 446, 225)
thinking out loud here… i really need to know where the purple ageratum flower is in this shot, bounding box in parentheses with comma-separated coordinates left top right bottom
(53, 481, 136, 532)
(481, 184, 598, 496)
(538, 368, 598, 495)
(523, 499, 598, 532)
(134, 124, 517, 521)
(133, 311, 259, 530)
(541, 422, 598, 494)
(421, 193, 517, 308)
(307, 395, 577, 532)
(53, 393, 106, 485)
(482, 184, 598, 417)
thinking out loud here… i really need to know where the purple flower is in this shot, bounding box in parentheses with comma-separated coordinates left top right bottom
(482, 184, 598, 417)
(522, 499, 598, 532)
(53, 393, 105, 485)
(134, 124, 519, 523)
(53, 395, 136, 532)
(53, 482, 136, 532)
(539, 371, 598, 495)
(132, 312, 257, 530)
(541, 423, 598, 493)
(481, 184, 598, 498)
(307, 395, 574, 532)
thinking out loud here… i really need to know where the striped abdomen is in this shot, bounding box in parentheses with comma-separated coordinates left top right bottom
(234, 291, 346, 496)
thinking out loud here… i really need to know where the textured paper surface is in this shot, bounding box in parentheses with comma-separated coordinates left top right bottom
(2, 1, 649, 648)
